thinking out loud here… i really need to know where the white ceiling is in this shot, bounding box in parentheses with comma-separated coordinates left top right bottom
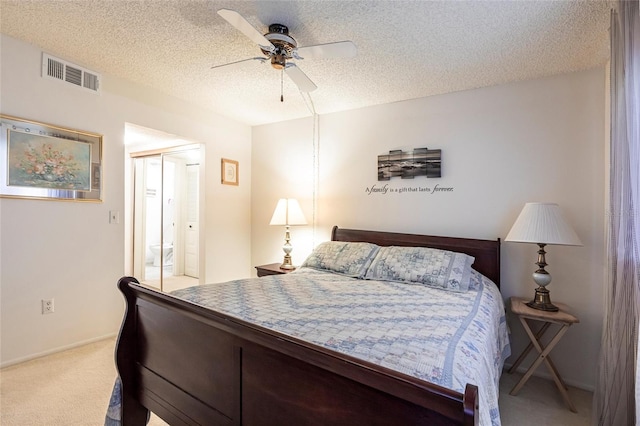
(1, 1, 612, 127)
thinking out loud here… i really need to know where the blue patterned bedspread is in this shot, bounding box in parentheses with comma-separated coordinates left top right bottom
(106, 268, 510, 425)
(170, 267, 511, 426)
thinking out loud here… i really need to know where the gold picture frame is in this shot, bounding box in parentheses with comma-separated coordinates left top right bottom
(0, 114, 102, 202)
(221, 158, 239, 186)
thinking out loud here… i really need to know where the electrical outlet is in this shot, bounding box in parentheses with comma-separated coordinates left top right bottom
(42, 299, 54, 314)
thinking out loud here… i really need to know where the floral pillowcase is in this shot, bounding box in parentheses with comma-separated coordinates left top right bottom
(364, 246, 475, 292)
(301, 241, 380, 278)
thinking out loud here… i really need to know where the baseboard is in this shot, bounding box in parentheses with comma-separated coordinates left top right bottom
(503, 362, 595, 392)
(0, 332, 118, 369)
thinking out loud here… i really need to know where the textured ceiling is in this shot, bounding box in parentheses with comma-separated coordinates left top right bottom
(0, 1, 612, 126)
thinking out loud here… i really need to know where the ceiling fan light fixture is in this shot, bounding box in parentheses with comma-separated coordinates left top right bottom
(271, 54, 288, 69)
(261, 25, 297, 59)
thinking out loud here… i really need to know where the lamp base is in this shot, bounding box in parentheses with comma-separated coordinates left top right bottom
(280, 253, 295, 270)
(279, 227, 295, 270)
(526, 286, 559, 312)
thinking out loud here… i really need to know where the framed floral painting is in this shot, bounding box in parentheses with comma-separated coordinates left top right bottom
(0, 114, 102, 202)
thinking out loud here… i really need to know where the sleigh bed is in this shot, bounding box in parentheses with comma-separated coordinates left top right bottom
(112, 226, 508, 426)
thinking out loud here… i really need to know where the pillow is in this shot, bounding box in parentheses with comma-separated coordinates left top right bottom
(364, 246, 475, 292)
(301, 241, 380, 278)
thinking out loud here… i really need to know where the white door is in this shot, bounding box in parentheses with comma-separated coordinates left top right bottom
(184, 164, 199, 278)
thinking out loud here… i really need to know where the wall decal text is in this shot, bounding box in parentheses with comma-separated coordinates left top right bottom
(365, 183, 454, 195)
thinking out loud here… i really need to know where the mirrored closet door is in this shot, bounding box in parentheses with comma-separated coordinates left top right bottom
(132, 147, 200, 292)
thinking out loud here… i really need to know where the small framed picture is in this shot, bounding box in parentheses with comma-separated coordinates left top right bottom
(221, 158, 239, 186)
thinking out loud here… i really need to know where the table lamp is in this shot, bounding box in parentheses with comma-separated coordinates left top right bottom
(269, 198, 307, 270)
(505, 202, 582, 312)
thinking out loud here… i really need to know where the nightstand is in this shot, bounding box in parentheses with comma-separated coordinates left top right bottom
(255, 263, 295, 277)
(508, 297, 579, 412)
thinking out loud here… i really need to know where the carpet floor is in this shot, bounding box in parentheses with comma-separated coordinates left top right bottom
(0, 337, 592, 425)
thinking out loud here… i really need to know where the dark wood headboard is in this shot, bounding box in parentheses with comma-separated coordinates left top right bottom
(331, 226, 501, 288)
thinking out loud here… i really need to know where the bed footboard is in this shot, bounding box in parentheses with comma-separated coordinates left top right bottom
(115, 276, 478, 425)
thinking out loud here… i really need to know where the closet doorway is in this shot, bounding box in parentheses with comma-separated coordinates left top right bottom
(131, 146, 200, 292)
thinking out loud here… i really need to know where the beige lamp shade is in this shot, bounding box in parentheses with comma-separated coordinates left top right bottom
(269, 198, 307, 226)
(505, 202, 582, 246)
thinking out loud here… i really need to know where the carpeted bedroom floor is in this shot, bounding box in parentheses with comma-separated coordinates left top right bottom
(0, 337, 592, 425)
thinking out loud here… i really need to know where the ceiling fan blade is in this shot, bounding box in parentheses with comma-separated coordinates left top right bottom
(211, 57, 266, 70)
(295, 41, 357, 59)
(217, 9, 274, 52)
(285, 64, 317, 93)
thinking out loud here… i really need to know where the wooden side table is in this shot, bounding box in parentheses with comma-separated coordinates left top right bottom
(255, 263, 295, 277)
(508, 297, 579, 412)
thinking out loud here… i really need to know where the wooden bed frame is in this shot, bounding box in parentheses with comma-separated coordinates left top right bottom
(116, 226, 500, 425)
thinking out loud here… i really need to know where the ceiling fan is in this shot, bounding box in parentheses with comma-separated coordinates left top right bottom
(214, 9, 357, 95)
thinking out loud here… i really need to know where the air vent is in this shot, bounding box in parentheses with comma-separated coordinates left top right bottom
(42, 53, 101, 94)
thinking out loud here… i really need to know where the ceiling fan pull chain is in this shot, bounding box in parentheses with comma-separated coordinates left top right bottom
(281, 69, 284, 102)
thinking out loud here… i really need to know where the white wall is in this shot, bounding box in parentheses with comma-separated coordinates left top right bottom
(0, 35, 252, 366)
(252, 67, 606, 390)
